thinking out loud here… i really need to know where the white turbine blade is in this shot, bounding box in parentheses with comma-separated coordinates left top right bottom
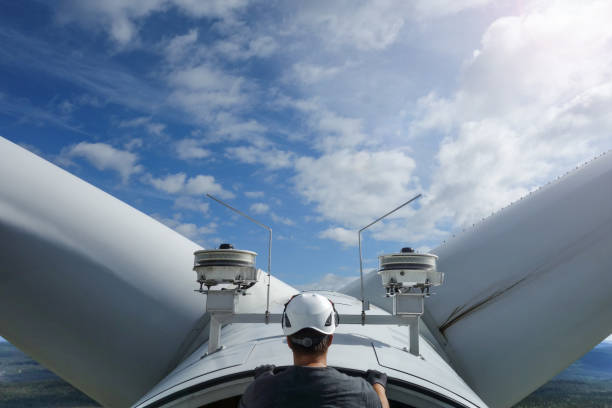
(0, 136, 296, 407)
(341, 152, 612, 408)
(425, 152, 612, 407)
(0, 137, 205, 406)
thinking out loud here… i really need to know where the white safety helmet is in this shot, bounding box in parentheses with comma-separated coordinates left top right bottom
(281, 293, 339, 336)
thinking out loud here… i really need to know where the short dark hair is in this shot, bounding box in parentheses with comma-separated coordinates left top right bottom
(288, 328, 331, 354)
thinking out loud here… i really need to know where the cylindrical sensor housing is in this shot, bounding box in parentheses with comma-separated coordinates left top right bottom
(193, 245, 259, 286)
(378, 249, 443, 288)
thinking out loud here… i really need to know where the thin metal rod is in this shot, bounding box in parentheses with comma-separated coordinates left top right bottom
(230, 313, 419, 325)
(358, 193, 422, 317)
(206, 194, 273, 318)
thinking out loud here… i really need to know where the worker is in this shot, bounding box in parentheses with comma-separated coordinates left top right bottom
(239, 293, 390, 408)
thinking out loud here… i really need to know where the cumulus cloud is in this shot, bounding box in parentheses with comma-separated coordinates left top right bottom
(319, 227, 356, 247)
(307, 1, 612, 247)
(284, 98, 368, 152)
(226, 145, 294, 170)
(176, 138, 211, 160)
(290, 0, 493, 51)
(61, 142, 143, 183)
(291, 62, 343, 84)
(185, 175, 233, 198)
(295, 273, 358, 291)
(144, 172, 234, 198)
(154, 213, 217, 242)
(124, 138, 143, 151)
(214, 34, 278, 60)
(55, 0, 249, 46)
(408, 0, 612, 232)
(292, 1, 409, 51)
(163, 29, 199, 64)
(413, 0, 493, 19)
(168, 64, 249, 122)
(270, 213, 295, 226)
(249, 202, 269, 214)
(294, 149, 418, 228)
(119, 116, 166, 136)
(244, 191, 264, 198)
(173, 196, 210, 214)
(147, 173, 186, 194)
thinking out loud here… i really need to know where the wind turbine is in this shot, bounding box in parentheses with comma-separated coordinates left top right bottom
(1, 136, 610, 408)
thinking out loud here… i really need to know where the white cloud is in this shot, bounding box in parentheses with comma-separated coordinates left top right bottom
(185, 175, 234, 198)
(62, 142, 143, 183)
(124, 138, 143, 151)
(163, 29, 199, 64)
(174, 196, 210, 214)
(249, 202, 269, 214)
(172, 0, 248, 18)
(147, 173, 186, 194)
(283, 98, 369, 153)
(119, 116, 166, 136)
(407, 0, 612, 234)
(205, 116, 268, 144)
(413, 0, 493, 19)
(295, 273, 358, 291)
(154, 213, 217, 241)
(270, 213, 295, 226)
(291, 63, 343, 84)
(176, 138, 211, 160)
(168, 64, 249, 122)
(290, 0, 492, 52)
(214, 34, 278, 60)
(145, 173, 234, 198)
(300, 0, 612, 248)
(294, 149, 418, 229)
(319, 227, 356, 247)
(293, 1, 409, 51)
(226, 145, 294, 170)
(245, 191, 264, 198)
(55, 0, 248, 46)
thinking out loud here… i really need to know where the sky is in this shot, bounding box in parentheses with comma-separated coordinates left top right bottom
(1, 0, 612, 294)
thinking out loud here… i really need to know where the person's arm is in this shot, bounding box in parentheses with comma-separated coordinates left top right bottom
(366, 369, 389, 408)
(372, 383, 390, 408)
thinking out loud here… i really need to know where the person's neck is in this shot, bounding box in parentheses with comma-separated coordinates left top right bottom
(293, 352, 327, 367)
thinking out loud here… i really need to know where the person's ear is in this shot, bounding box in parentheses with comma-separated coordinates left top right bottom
(286, 336, 293, 350)
(328, 334, 333, 346)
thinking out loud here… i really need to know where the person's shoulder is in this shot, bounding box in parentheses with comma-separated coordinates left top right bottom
(240, 372, 285, 408)
(327, 367, 365, 381)
(327, 368, 373, 388)
(325, 368, 381, 407)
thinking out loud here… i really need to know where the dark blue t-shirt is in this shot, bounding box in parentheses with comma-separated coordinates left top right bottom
(239, 366, 382, 408)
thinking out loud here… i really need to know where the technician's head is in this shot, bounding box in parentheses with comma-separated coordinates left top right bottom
(282, 293, 339, 356)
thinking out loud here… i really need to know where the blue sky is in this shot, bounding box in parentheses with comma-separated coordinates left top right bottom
(1, 0, 612, 292)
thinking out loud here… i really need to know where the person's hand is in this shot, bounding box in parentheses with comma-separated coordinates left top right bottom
(366, 369, 387, 389)
(254, 364, 276, 379)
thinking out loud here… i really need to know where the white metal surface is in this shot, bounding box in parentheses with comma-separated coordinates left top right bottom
(133, 292, 486, 408)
